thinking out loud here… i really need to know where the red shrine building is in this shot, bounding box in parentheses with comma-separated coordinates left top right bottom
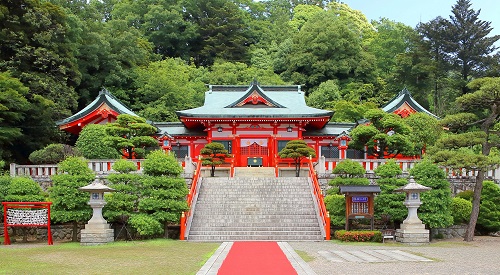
(57, 81, 437, 167)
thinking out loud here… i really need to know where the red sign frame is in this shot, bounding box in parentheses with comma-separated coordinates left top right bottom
(2, 202, 53, 245)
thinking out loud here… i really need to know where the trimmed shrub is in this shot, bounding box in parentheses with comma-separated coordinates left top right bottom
(76, 124, 120, 159)
(112, 159, 138, 174)
(334, 230, 382, 242)
(4, 177, 45, 202)
(29, 143, 80, 164)
(329, 159, 369, 186)
(451, 197, 472, 224)
(324, 194, 346, 227)
(456, 190, 474, 201)
(477, 181, 500, 232)
(143, 150, 183, 177)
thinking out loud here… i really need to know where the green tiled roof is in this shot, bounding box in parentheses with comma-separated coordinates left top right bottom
(304, 123, 355, 137)
(154, 122, 207, 137)
(382, 88, 439, 119)
(176, 83, 333, 119)
(56, 89, 137, 125)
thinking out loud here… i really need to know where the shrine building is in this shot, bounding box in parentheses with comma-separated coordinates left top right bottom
(57, 81, 436, 168)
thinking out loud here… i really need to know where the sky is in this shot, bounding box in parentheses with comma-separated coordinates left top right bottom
(341, 0, 500, 44)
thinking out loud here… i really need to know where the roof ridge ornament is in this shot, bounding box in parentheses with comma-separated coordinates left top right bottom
(250, 79, 259, 86)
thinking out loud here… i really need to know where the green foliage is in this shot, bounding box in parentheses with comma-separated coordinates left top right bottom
(451, 197, 472, 225)
(128, 214, 163, 237)
(324, 194, 346, 227)
(374, 160, 407, 223)
(278, 140, 316, 177)
(329, 160, 369, 186)
(0, 72, 30, 162)
(143, 150, 183, 177)
(349, 109, 414, 158)
(132, 59, 205, 122)
(374, 160, 402, 178)
(76, 124, 120, 159)
(29, 144, 81, 164)
(4, 177, 45, 202)
(280, 6, 376, 91)
(331, 159, 366, 176)
(200, 142, 231, 177)
(104, 114, 159, 159)
(105, 151, 188, 238)
(49, 157, 95, 225)
(104, 173, 143, 223)
(112, 159, 138, 174)
(334, 230, 382, 242)
(477, 181, 500, 232)
(410, 161, 453, 228)
(456, 190, 474, 201)
(0, 175, 10, 216)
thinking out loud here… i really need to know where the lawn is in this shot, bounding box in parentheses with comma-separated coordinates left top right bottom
(0, 239, 220, 275)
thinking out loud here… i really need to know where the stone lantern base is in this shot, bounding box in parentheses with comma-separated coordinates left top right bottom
(80, 222, 114, 246)
(396, 223, 429, 245)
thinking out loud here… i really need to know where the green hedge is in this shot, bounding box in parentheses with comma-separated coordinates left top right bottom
(334, 230, 382, 242)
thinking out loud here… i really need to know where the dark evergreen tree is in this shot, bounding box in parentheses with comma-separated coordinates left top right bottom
(445, 0, 500, 94)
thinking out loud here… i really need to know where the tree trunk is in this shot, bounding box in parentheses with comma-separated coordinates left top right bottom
(464, 170, 484, 242)
(72, 221, 79, 242)
(295, 160, 300, 177)
(211, 165, 215, 177)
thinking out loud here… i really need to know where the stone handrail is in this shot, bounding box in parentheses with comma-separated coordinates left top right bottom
(10, 159, 145, 178)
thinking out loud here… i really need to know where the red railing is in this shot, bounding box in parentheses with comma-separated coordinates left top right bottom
(180, 157, 203, 240)
(307, 157, 331, 240)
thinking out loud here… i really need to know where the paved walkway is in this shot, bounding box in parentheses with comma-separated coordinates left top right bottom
(290, 236, 500, 275)
(198, 237, 500, 274)
(197, 242, 316, 275)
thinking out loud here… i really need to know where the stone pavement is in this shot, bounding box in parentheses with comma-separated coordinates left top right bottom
(290, 236, 500, 275)
(198, 237, 500, 275)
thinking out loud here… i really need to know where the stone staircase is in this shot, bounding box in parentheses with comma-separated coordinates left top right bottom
(186, 173, 324, 241)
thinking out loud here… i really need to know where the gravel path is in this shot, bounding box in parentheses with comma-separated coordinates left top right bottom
(289, 236, 500, 275)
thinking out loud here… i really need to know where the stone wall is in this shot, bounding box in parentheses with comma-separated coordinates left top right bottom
(431, 225, 467, 239)
(0, 223, 85, 242)
(1, 223, 181, 243)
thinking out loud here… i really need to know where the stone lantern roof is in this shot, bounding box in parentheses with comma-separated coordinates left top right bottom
(79, 178, 114, 193)
(395, 177, 431, 193)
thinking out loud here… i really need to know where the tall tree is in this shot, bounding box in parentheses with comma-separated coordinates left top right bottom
(183, 0, 252, 66)
(428, 77, 500, 241)
(280, 5, 376, 91)
(0, 72, 30, 162)
(445, 0, 500, 94)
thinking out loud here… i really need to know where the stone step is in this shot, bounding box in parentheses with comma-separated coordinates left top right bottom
(190, 222, 320, 227)
(189, 230, 322, 236)
(187, 235, 323, 241)
(188, 226, 321, 231)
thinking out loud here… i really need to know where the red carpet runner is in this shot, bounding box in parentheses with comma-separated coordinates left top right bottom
(217, 242, 297, 275)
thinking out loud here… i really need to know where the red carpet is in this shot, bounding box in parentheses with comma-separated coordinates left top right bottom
(217, 242, 297, 275)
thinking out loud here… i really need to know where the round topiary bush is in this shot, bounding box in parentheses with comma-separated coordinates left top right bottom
(451, 197, 472, 224)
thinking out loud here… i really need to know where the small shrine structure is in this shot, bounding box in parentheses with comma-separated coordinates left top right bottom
(339, 185, 381, 230)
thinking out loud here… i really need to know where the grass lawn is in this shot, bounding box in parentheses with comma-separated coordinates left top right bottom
(0, 239, 220, 275)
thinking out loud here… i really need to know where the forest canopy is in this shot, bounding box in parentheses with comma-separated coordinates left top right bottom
(0, 0, 498, 164)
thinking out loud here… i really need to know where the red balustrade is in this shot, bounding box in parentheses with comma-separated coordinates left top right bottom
(307, 157, 331, 240)
(180, 157, 203, 240)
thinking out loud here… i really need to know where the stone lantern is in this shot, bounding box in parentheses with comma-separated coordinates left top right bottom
(78, 177, 115, 245)
(395, 177, 431, 245)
